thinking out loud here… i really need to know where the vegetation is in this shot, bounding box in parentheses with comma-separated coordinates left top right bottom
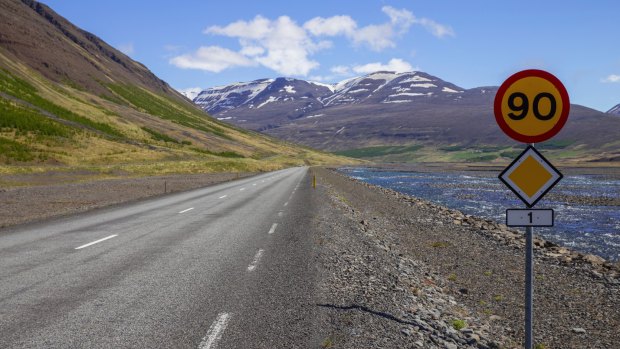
(0, 98, 72, 137)
(141, 127, 179, 143)
(334, 145, 423, 158)
(537, 139, 574, 149)
(451, 319, 467, 331)
(431, 241, 450, 248)
(0, 70, 123, 137)
(0, 137, 35, 162)
(191, 147, 245, 158)
(106, 83, 231, 139)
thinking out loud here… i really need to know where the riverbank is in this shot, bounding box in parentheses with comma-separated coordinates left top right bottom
(312, 167, 619, 348)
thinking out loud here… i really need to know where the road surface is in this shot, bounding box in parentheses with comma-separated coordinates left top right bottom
(0, 167, 321, 348)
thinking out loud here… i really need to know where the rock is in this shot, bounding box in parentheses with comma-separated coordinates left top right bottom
(458, 288, 469, 295)
(583, 254, 606, 265)
(467, 334, 481, 344)
(445, 342, 458, 349)
(400, 327, 412, 336)
(572, 327, 587, 334)
(460, 328, 474, 335)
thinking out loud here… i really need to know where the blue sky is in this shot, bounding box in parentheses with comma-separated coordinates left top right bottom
(44, 1, 620, 112)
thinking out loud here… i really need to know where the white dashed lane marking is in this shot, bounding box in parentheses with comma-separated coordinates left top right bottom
(75, 235, 118, 250)
(247, 249, 264, 272)
(268, 223, 278, 235)
(198, 312, 231, 349)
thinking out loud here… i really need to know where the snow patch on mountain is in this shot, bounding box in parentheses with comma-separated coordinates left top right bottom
(177, 87, 202, 101)
(256, 96, 278, 109)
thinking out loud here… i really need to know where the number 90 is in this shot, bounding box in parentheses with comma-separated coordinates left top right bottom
(507, 92, 557, 121)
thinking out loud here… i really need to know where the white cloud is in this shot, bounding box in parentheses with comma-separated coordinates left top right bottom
(381, 6, 415, 34)
(331, 65, 351, 75)
(352, 58, 415, 74)
(239, 45, 265, 57)
(170, 8, 452, 76)
(351, 24, 395, 51)
(302, 6, 453, 51)
(169, 46, 255, 72)
(303, 15, 357, 36)
(416, 18, 455, 38)
(205, 15, 272, 39)
(602, 74, 620, 83)
(204, 15, 323, 76)
(117, 42, 134, 55)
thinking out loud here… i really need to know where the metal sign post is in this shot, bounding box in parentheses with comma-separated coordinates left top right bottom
(525, 225, 533, 349)
(494, 70, 570, 349)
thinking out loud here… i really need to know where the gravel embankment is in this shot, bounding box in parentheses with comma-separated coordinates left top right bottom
(312, 167, 619, 349)
(0, 172, 255, 228)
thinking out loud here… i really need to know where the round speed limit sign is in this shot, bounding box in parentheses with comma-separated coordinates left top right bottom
(494, 69, 570, 143)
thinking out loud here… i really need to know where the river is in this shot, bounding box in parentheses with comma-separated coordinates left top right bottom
(340, 167, 620, 262)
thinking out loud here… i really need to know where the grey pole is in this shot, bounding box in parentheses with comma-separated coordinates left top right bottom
(524, 143, 536, 349)
(525, 225, 533, 349)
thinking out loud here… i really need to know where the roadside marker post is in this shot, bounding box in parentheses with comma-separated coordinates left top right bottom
(494, 69, 569, 349)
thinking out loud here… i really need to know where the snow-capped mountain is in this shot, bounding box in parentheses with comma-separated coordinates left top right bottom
(319, 71, 464, 106)
(607, 103, 620, 115)
(177, 87, 202, 101)
(189, 71, 616, 153)
(193, 71, 465, 114)
(194, 77, 331, 114)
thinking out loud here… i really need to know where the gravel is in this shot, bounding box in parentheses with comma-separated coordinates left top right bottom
(311, 167, 620, 349)
(0, 172, 255, 228)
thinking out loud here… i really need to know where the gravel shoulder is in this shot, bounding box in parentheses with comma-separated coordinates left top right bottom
(312, 167, 619, 349)
(0, 172, 255, 228)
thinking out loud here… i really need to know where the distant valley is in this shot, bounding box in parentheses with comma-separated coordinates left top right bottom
(186, 72, 620, 163)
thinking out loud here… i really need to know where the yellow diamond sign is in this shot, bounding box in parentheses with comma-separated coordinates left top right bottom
(499, 146, 562, 207)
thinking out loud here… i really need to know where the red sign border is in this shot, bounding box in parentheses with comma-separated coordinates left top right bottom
(494, 69, 570, 144)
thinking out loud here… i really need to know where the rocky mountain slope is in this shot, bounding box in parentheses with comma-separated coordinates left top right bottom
(608, 103, 620, 115)
(192, 72, 620, 163)
(0, 0, 350, 175)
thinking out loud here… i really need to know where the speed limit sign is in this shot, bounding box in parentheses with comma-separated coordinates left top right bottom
(494, 69, 570, 143)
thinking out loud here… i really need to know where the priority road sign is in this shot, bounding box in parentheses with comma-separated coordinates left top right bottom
(494, 69, 570, 144)
(499, 146, 562, 207)
(506, 209, 554, 227)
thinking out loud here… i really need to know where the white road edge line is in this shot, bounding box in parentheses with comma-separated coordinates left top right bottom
(198, 312, 231, 349)
(75, 234, 118, 250)
(247, 249, 264, 272)
(240, 188, 245, 191)
(268, 223, 278, 235)
(179, 207, 194, 214)
(219, 195, 227, 199)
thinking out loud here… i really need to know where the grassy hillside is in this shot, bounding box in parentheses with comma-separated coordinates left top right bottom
(0, 0, 356, 182)
(332, 140, 598, 165)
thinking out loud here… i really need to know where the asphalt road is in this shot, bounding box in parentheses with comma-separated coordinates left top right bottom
(0, 166, 321, 348)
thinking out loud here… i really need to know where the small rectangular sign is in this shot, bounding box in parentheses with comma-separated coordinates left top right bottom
(506, 209, 554, 227)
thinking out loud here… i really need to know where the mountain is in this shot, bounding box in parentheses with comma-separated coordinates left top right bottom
(0, 0, 350, 174)
(194, 77, 332, 131)
(192, 72, 620, 163)
(607, 104, 620, 115)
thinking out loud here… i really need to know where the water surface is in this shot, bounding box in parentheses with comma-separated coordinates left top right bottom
(340, 167, 620, 262)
